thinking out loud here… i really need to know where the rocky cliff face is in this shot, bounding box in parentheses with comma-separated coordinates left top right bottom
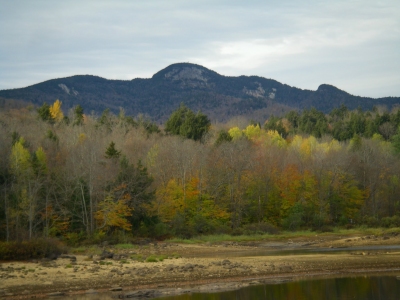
(155, 64, 216, 89)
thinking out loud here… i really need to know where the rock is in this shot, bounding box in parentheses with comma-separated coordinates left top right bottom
(164, 264, 175, 271)
(101, 250, 114, 260)
(4, 293, 14, 297)
(110, 286, 123, 291)
(221, 259, 231, 265)
(279, 265, 293, 272)
(123, 289, 161, 299)
(180, 263, 195, 272)
(47, 292, 65, 297)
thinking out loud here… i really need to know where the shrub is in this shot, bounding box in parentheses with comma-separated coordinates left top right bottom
(152, 222, 170, 240)
(231, 228, 244, 236)
(63, 232, 85, 247)
(157, 254, 168, 262)
(381, 216, 400, 228)
(91, 230, 107, 244)
(316, 225, 334, 233)
(282, 203, 305, 231)
(130, 254, 145, 262)
(171, 213, 194, 239)
(192, 215, 216, 235)
(214, 224, 232, 235)
(170, 253, 181, 259)
(363, 216, 379, 227)
(243, 222, 279, 235)
(0, 238, 66, 261)
(145, 256, 158, 262)
(115, 243, 136, 250)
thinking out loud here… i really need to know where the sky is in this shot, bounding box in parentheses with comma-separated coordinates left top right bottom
(0, 0, 399, 98)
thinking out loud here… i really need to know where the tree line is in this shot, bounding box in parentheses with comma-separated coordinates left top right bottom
(1, 101, 400, 243)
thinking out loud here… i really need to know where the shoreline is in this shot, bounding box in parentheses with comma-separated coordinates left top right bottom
(1, 234, 400, 299)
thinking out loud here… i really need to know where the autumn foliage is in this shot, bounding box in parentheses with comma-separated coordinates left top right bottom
(1, 101, 400, 243)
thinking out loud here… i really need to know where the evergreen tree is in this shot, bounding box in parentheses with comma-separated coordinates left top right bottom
(391, 126, 400, 155)
(73, 105, 84, 125)
(165, 104, 210, 141)
(105, 141, 121, 159)
(37, 103, 52, 122)
(215, 129, 233, 145)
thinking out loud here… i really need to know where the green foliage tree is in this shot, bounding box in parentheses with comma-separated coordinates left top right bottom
(105, 141, 121, 159)
(3, 103, 400, 243)
(113, 157, 155, 230)
(165, 104, 210, 141)
(73, 105, 84, 126)
(391, 126, 400, 155)
(97, 108, 114, 131)
(264, 115, 288, 138)
(215, 130, 233, 145)
(37, 103, 52, 122)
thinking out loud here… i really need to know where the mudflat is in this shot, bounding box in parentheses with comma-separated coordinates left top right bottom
(1, 233, 400, 299)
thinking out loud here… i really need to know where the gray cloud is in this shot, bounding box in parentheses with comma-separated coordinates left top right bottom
(0, 0, 399, 98)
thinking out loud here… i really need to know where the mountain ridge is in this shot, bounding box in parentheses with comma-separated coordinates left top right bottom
(0, 62, 399, 122)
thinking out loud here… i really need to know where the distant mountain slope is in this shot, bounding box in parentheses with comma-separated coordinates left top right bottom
(0, 63, 399, 122)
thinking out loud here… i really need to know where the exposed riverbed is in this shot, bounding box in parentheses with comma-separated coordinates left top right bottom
(1, 233, 400, 299)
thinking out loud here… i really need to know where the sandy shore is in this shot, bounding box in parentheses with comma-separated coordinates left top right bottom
(1, 233, 400, 299)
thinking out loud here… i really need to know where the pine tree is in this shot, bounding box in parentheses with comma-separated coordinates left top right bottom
(105, 141, 121, 159)
(37, 103, 52, 122)
(73, 105, 84, 125)
(165, 104, 210, 141)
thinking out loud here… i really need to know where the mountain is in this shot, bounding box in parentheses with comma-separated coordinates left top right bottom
(1, 63, 399, 122)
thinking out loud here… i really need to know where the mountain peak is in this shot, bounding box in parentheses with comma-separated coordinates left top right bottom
(152, 63, 219, 88)
(0, 63, 399, 123)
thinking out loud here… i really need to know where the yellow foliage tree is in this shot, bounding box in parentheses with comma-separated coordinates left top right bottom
(228, 127, 243, 140)
(266, 130, 286, 147)
(243, 124, 261, 140)
(10, 137, 32, 178)
(154, 178, 185, 223)
(49, 99, 64, 122)
(95, 186, 133, 231)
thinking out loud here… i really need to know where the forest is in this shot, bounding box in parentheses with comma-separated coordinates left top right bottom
(1, 100, 400, 245)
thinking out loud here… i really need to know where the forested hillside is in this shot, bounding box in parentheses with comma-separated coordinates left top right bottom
(0, 63, 399, 123)
(1, 101, 400, 244)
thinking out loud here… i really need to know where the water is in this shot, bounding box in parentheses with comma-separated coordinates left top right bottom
(157, 275, 400, 300)
(183, 245, 400, 258)
(62, 274, 400, 299)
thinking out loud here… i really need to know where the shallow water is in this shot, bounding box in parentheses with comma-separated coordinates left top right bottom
(184, 245, 400, 258)
(157, 274, 400, 300)
(61, 274, 400, 300)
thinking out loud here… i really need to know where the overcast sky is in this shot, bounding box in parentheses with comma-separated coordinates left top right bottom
(1, 0, 399, 98)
